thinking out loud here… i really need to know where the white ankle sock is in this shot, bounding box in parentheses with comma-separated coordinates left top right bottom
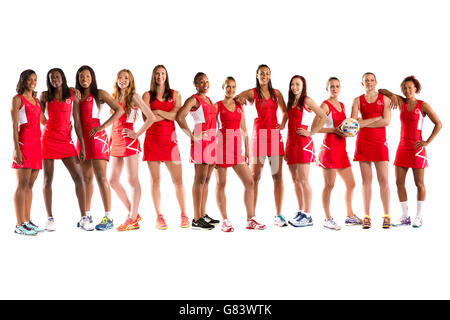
(400, 201, 408, 217)
(417, 201, 425, 218)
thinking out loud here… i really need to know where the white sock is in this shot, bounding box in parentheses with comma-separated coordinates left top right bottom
(304, 212, 311, 218)
(85, 211, 91, 218)
(417, 201, 425, 218)
(105, 211, 111, 218)
(400, 201, 408, 217)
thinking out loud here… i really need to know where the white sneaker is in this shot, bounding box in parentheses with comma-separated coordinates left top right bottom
(412, 216, 423, 228)
(46, 218, 56, 232)
(78, 216, 95, 231)
(274, 214, 288, 227)
(324, 218, 341, 231)
(221, 219, 234, 232)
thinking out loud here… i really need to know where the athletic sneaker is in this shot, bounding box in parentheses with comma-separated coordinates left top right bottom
(246, 217, 266, 230)
(274, 214, 288, 227)
(382, 215, 392, 229)
(324, 218, 341, 231)
(345, 215, 363, 226)
(77, 214, 93, 228)
(78, 216, 95, 231)
(221, 219, 234, 232)
(117, 217, 140, 231)
(180, 213, 190, 228)
(204, 214, 220, 225)
(26, 221, 45, 233)
(156, 214, 168, 230)
(392, 215, 411, 227)
(14, 224, 37, 236)
(362, 216, 372, 229)
(412, 216, 423, 228)
(192, 217, 214, 231)
(288, 212, 313, 227)
(95, 216, 114, 231)
(46, 218, 56, 232)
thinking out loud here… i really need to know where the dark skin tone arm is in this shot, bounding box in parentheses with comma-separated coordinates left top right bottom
(38, 91, 48, 125)
(240, 105, 250, 163)
(176, 95, 204, 141)
(11, 96, 23, 165)
(378, 88, 405, 109)
(71, 90, 85, 160)
(419, 101, 442, 147)
(89, 89, 124, 137)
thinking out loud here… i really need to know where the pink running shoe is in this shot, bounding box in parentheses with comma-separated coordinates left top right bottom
(156, 214, 168, 230)
(221, 219, 234, 232)
(180, 213, 190, 228)
(246, 217, 266, 230)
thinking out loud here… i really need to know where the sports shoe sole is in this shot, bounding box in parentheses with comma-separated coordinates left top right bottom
(324, 226, 341, 231)
(288, 221, 313, 228)
(191, 226, 214, 231)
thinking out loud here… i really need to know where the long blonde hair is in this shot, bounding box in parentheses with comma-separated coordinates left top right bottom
(112, 69, 137, 119)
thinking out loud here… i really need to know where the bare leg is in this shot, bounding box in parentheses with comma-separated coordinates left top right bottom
(147, 161, 162, 216)
(215, 167, 228, 220)
(165, 161, 187, 214)
(42, 159, 54, 218)
(14, 169, 32, 225)
(412, 168, 426, 201)
(81, 160, 94, 211)
(395, 166, 409, 202)
(124, 154, 141, 220)
(92, 159, 111, 212)
(192, 164, 209, 221)
(359, 161, 373, 216)
(322, 168, 337, 220)
(232, 164, 255, 220)
(374, 161, 390, 216)
(109, 156, 131, 212)
(201, 165, 215, 216)
(250, 157, 264, 213)
(288, 164, 304, 211)
(25, 169, 39, 222)
(336, 167, 356, 217)
(62, 156, 86, 217)
(269, 155, 284, 215)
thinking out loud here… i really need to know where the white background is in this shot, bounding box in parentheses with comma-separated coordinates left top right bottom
(1, 0, 449, 299)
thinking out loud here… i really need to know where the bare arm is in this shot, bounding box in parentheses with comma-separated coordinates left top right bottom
(122, 93, 156, 139)
(71, 91, 85, 160)
(417, 101, 442, 148)
(11, 96, 23, 165)
(176, 96, 199, 141)
(90, 89, 124, 137)
(275, 89, 288, 130)
(379, 88, 405, 109)
(39, 91, 48, 125)
(351, 96, 381, 128)
(365, 95, 391, 128)
(299, 97, 328, 136)
(240, 107, 250, 162)
(235, 88, 255, 106)
(141, 91, 164, 123)
(153, 90, 182, 121)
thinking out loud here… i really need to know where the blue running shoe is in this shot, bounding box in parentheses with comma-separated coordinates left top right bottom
(95, 216, 114, 231)
(289, 212, 313, 227)
(15, 224, 37, 236)
(26, 221, 45, 233)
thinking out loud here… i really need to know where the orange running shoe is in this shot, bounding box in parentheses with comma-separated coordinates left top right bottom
(156, 214, 168, 230)
(116, 217, 140, 231)
(180, 213, 190, 228)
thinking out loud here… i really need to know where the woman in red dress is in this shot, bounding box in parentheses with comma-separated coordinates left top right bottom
(142, 65, 189, 230)
(379, 76, 442, 228)
(75, 65, 124, 231)
(235, 65, 288, 227)
(11, 70, 45, 235)
(176, 72, 219, 230)
(108, 69, 155, 231)
(215, 77, 265, 232)
(351, 72, 392, 229)
(39, 68, 92, 231)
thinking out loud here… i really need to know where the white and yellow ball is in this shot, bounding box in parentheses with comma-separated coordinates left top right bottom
(341, 118, 360, 137)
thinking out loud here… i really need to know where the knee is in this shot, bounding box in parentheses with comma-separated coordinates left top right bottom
(127, 176, 140, 188)
(323, 181, 335, 192)
(83, 174, 93, 186)
(108, 176, 119, 188)
(43, 174, 53, 188)
(216, 180, 227, 190)
(204, 175, 211, 184)
(378, 177, 389, 189)
(396, 178, 405, 189)
(195, 175, 207, 186)
(415, 180, 425, 191)
(245, 178, 255, 190)
(272, 172, 283, 184)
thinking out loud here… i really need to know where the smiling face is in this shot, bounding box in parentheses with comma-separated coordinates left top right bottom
(362, 73, 377, 92)
(79, 70, 92, 89)
(257, 66, 271, 86)
(223, 79, 236, 99)
(195, 74, 209, 94)
(290, 77, 303, 97)
(327, 79, 341, 98)
(118, 71, 130, 89)
(49, 70, 63, 89)
(26, 73, 37, 92)
(154, 67, 167, 86)
(402, 81, 417, 99)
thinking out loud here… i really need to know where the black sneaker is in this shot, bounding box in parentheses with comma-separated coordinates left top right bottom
(203, 214, 220, 225)
(192, 217, 214, 230)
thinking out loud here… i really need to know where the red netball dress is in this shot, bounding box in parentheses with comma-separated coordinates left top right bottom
(11, 95, 42, 170)
(216, 101, 245, 168)
(354, 93, 389, 162)
(394, 100, 427, 168)
(76, 94, 109, 160)
(318, 101, 351, 169)
(42, 91, 78, 159)
(143, 90, 181, 162)
(250, 88, 285, 157)
(285, 103, 315, 164)
(190, 95, 217, 165)
(110, 102, 141, 157)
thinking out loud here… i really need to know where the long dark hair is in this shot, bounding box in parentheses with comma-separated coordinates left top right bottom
(287, 75, 307, 111)
(150, 65, 173, 102)
(76, 65, 99, 102)
(16, 69, 37, 96)
(255, 64, 277, 103)
(46, 68, 71, 102)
